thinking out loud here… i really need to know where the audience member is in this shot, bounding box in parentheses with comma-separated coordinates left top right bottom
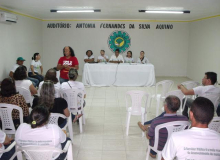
(84, 50, 95, 63)
(9, 57, 39, 87)
(28, 53, 44, 84)
(137, 51, 150, 64)
(0, 78, 29, 128)
(15, 105, 70, 160)
(38, 68, 61, 98)
(143, 96, 188, 158)
(14, 66, 37, 96)
(57, 46, 79, 84)
(162, 97, 220, 160)
(178, 72, 220, 118)
(0, 129, 17, 160)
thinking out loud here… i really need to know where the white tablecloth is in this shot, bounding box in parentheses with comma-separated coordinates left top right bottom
(82, 63, 156, 87)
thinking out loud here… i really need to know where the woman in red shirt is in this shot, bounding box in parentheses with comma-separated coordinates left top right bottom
(57, 46, 79, 84)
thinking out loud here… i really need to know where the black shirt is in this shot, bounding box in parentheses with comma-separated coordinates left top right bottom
(32, 97, 68, 125)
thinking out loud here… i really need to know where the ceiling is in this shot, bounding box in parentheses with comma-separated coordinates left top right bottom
(0, 0, 220, 20)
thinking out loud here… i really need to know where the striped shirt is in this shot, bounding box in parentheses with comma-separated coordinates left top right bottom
(148, 114, 188, 151)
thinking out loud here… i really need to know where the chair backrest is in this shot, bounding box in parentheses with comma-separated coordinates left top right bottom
(56, 71, 60, 80)
(16, 86, 33, 105)
(152, 121, 190, 152)
(48, 113, 67, 129)
(181, 81, 200, 90)
(17, 145, 63, 160)
(208, 117, 220, 133)
(0, 103, 23, 134)
(165, 90, 185, 110)
(125, 90, 149, 115)
(155, 80, 174, 98)
(61, 88, 84, 112)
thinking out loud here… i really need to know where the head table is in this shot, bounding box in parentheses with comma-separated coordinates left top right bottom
(82, 63, 156, 87)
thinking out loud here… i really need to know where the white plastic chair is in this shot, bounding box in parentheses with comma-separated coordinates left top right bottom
(208, 117, 220, 133)
(165, 90, 185, 114)
(48, 113, 74, 143)
(149, 80, 174, 116)
(0, 141, 16, 160)
(16, 86, 33, 106)
(0, 103, 23, 135)
(15, 140, 73, 160)
(61, 88, 85, 133)
(125, 90, 150, 137)
(146, 121, 190, 160)
(181, 81, 200, 111)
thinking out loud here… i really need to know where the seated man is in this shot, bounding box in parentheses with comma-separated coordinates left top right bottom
(178, 72, 220, 118)
(9, 57, 39, 87)
(145, 96, 188, 158)
(97, 50, 109, 62)
(162, 97, 220, 160)
(109, 49, 124, 63)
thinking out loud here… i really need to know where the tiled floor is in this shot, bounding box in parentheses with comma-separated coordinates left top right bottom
(71, 76, 191, 160)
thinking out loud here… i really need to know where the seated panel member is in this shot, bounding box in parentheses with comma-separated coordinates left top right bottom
(137, 51, 150, 64)
(124, 51, 134, 63)
(84, 50, 95, 63)
(109, 49, 124, 63)
(97, 50, 109, 62)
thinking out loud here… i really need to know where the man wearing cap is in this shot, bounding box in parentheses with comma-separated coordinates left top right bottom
(9, 57, 39, 87)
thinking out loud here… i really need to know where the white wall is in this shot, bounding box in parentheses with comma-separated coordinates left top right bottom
(187, 17, 220, 82)
(0, 13, 42, 81)
(42, 21, 189, 76)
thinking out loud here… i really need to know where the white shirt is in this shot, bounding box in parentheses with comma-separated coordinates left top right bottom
(10, 64, 20, 73)
(84, 55, 94, 59)
(193, 85, 220, 109)
(124, 57, 134, 63)
(15, 80, 32, 91)
(38, 81, 61, 98)
(109, 54, 124, 62)
(0, 130, 6, 158)
(137, 57, 150, 64)
(15, 123, 66, 159)
(98, 55, 109, 61)
(162, 127, 220, 160)
(28, 60, 42, 73)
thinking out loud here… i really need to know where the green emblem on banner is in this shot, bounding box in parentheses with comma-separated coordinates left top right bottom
(108, 30, 131, 53)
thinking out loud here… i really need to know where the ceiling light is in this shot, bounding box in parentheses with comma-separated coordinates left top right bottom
(50, 9, 101, 13)
(139, 10, 190, 14)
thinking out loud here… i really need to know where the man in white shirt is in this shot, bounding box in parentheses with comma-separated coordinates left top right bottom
(9, 57, 39, 87)
(109, 49, 124, 63)
(162, 97, 220, 160)
(178, 72, 220, 118)
(97, 50, 109, 62)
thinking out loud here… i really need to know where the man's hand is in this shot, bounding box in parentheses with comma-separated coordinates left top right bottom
(4, 137, 13, 145)
(177, 84, 182, 89)
(146, 132, 151, 139)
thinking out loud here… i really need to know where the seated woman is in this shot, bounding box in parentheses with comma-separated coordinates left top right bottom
(0, 78, 29, 128)
(124, 51, 134, 63)
(28, 53, 44, 84)
(32, 80, 80, 127)
(61, 68, 86, 107)
(14, 66, 37, 96)
(0, 129, 16, 160)
(15, 105, 70, 160)
(38, 68, 61, 98)
(84, 50, 95, 63)
(137, 51, 150, 64)
(97, 50, 109, 62)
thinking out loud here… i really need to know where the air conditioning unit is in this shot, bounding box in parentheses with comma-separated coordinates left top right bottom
(0, 12, 18, 23)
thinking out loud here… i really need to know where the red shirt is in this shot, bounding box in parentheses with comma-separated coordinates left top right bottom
(58, 56, 79, 80)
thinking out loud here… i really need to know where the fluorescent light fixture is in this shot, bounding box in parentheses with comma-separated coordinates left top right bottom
(145, 11, 183, 14)
(139, 10, 190, 14)
(50, 9, 101, 13)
